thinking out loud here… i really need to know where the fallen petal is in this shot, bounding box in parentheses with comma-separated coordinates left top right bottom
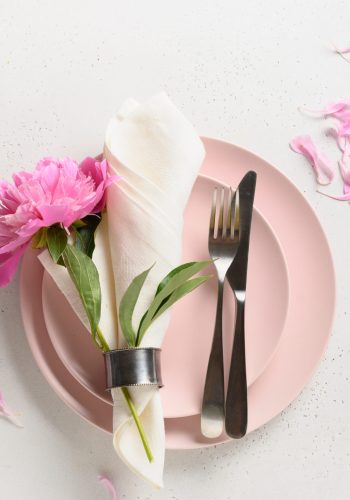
(333, 44, 350, 54)
(98, 475, 117, 500)
(301, 100, 349, 116)
(300, 100, 350, 121)
(338, 160, 350, 194)
(326, 127, 346, 152)
(0, 390, 23, 428)
(317, 189, 350, 201)
(341, 136, 350, 161)
(339, 139, 350, 195)
(290, 135, 335, 185)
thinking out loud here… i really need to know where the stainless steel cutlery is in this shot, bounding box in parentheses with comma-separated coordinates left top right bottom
(201, 187, 240, 438)
(201, 171, 256, 439)
(225, 171, 256, 438)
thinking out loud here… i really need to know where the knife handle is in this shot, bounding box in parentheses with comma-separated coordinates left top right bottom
(225, 295, 248, 438)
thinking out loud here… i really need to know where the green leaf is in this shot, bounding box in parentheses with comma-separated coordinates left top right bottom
(138, 262, 198, 334)
(74, 215, 101, 258)
(155, 262, 196, 295)
(62, 245, 101, 335)
(32, 228, 48, 249)
(56, 256, 65, 266)
(138, 263, 200, 338)
(119, 265, 154, 347)
(46, 226, 68, 263)
(72, 219, 87, 228)
(137, 260, 212, 340)
(151, 275, 211, 323)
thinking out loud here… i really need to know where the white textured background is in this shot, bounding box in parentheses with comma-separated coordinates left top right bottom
(0, 1, 349, 499)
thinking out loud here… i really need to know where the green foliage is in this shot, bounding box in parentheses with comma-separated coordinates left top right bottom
(62, 245, 101, 336)
(46, 226, 68, 263)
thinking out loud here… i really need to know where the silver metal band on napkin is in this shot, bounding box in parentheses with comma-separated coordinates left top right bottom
(103, 348, 163, 390)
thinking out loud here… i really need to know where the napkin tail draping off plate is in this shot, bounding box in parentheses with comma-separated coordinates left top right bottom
(39, 93, 205, 487)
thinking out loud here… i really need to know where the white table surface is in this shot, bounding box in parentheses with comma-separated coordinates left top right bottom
(1, 1, 349, 498)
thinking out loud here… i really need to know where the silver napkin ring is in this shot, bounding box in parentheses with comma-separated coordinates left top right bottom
(103, 348, 163, 390)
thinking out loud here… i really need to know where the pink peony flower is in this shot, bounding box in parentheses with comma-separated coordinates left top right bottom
(0, 156, 115, 286)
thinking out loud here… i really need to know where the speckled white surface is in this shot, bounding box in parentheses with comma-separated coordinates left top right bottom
(0, 1, 350, 499)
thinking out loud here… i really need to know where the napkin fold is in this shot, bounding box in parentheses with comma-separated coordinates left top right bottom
(39, 93, 205, 487)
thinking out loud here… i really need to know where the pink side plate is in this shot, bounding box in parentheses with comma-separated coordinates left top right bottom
(41, 174, 289, 418)
(20, 137, 336, 450)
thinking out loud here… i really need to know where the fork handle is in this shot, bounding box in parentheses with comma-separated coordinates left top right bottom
(201, 280, 225, 438)
(225, 296, 248, 439)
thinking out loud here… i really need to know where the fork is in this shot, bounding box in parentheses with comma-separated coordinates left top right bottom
(201, 187, 240, 438)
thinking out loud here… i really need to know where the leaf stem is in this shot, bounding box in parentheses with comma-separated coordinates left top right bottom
(121, 387, 154, 463)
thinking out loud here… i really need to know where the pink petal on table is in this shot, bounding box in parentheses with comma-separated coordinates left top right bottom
(339, 160, 350, 194)
(0, 390, 23, 428)
(333, 44, 350, 54)
(300, 100, 350, 121)
(341, 136, 350, 162)
(98, 475, 117, 500)
(337, 121, 350, 138)
(290, 135, 335, 185)
(326, 127, 347, 152)
(317, 189, 350, 201)
(339, 138, 350, 194)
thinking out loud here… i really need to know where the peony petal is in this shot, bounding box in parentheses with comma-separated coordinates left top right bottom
(0, 244, 28, 286)
(338, 138, 350, 194)
(36, 205, 70, 227)
(326, 127, 347, 152)
(337, 121, 350, 137)
(290, 135, 335, 185)
(79, 158, 120, 213)
(0, 390, 23, 428)
(300, 100, 350, 121)
(326, 121, 350, 152)
(98, 475, 117, 500)
(342, 136, 350, 160)
(339, 160, 350, 194)
(79, 157, 103, 181)
(333, 43, 350, 62)
(333, 44, 350, 54)
(12, 171, 32, 187)
(317, 189, 350, 201)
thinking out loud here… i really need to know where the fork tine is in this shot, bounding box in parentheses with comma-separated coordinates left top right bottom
(230, 189, 240, 240)
(218, 187, 225, 238)
(209, 188, 217, 238)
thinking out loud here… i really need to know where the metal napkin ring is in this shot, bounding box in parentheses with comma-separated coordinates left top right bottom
(103, 348, 163, 390)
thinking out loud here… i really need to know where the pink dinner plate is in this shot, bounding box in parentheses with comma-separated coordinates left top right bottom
(20, 137, 336, 449)
(41, 174, 289, 418)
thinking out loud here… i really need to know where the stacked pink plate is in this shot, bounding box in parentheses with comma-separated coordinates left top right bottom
(20, 138, 336, 449)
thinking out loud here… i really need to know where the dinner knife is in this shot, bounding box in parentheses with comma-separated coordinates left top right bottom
(225, 170, 257, 438)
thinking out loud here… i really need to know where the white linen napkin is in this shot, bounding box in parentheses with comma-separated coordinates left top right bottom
(39, 93, 205, 487)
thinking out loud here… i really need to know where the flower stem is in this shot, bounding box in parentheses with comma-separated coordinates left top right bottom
(96, 326, 110, 352)
(94, 328, 153, 463)
(121, 387, 154, 463)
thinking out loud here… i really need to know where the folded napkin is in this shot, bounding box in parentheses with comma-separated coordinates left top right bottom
(39, 93, 205, 487)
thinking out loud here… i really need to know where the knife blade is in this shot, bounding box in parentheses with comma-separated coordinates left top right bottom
(225, 170, 257, 438)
